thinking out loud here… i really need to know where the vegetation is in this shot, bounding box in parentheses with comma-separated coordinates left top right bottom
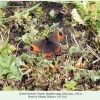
(0, 1, 100, 91)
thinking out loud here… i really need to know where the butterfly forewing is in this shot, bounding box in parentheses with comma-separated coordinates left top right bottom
(29, 39, 46, 54)
(48, 31, 64, 42)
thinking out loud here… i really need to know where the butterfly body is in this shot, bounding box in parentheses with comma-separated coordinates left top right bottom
(29, 31, 64, 60)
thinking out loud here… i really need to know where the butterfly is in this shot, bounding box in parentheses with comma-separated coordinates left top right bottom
(29, 31, 64, 60)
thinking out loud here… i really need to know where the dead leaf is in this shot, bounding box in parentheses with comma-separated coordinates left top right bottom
(75, 57, 83, 68)
(71, 8, 85, 25)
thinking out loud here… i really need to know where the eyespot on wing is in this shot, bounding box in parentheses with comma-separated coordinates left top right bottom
(29, 39, 46, 54)
(56, 31, 64, 42)
(29, 44, 40, 54)
(48, 31, 64, 42)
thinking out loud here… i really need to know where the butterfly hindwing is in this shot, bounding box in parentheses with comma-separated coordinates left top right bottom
(42, 41, 55, 60)
(42, 41, 62, 60)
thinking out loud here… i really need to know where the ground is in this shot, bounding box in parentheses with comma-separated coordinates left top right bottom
(0, 1, 100, 91)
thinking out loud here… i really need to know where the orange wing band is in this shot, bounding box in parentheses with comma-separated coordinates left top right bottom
(57, 31, 64, 42)
(44, 52, 54, 59)
(31, 44, 40, 54)
(55, 46, 61, 54)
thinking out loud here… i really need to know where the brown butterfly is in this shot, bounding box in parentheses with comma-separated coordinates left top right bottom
(29, 31, 64, 60)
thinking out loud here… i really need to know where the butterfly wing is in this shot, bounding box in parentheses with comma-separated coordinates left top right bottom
(50, 41, 62, 55)
(42, 41, 62, 60)
(42, 42, 55, 60)
(48, 31, 64, 42)
(29, 39, 46, 54)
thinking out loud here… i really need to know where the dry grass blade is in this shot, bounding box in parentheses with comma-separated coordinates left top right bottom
(86, 44, 100, 59)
